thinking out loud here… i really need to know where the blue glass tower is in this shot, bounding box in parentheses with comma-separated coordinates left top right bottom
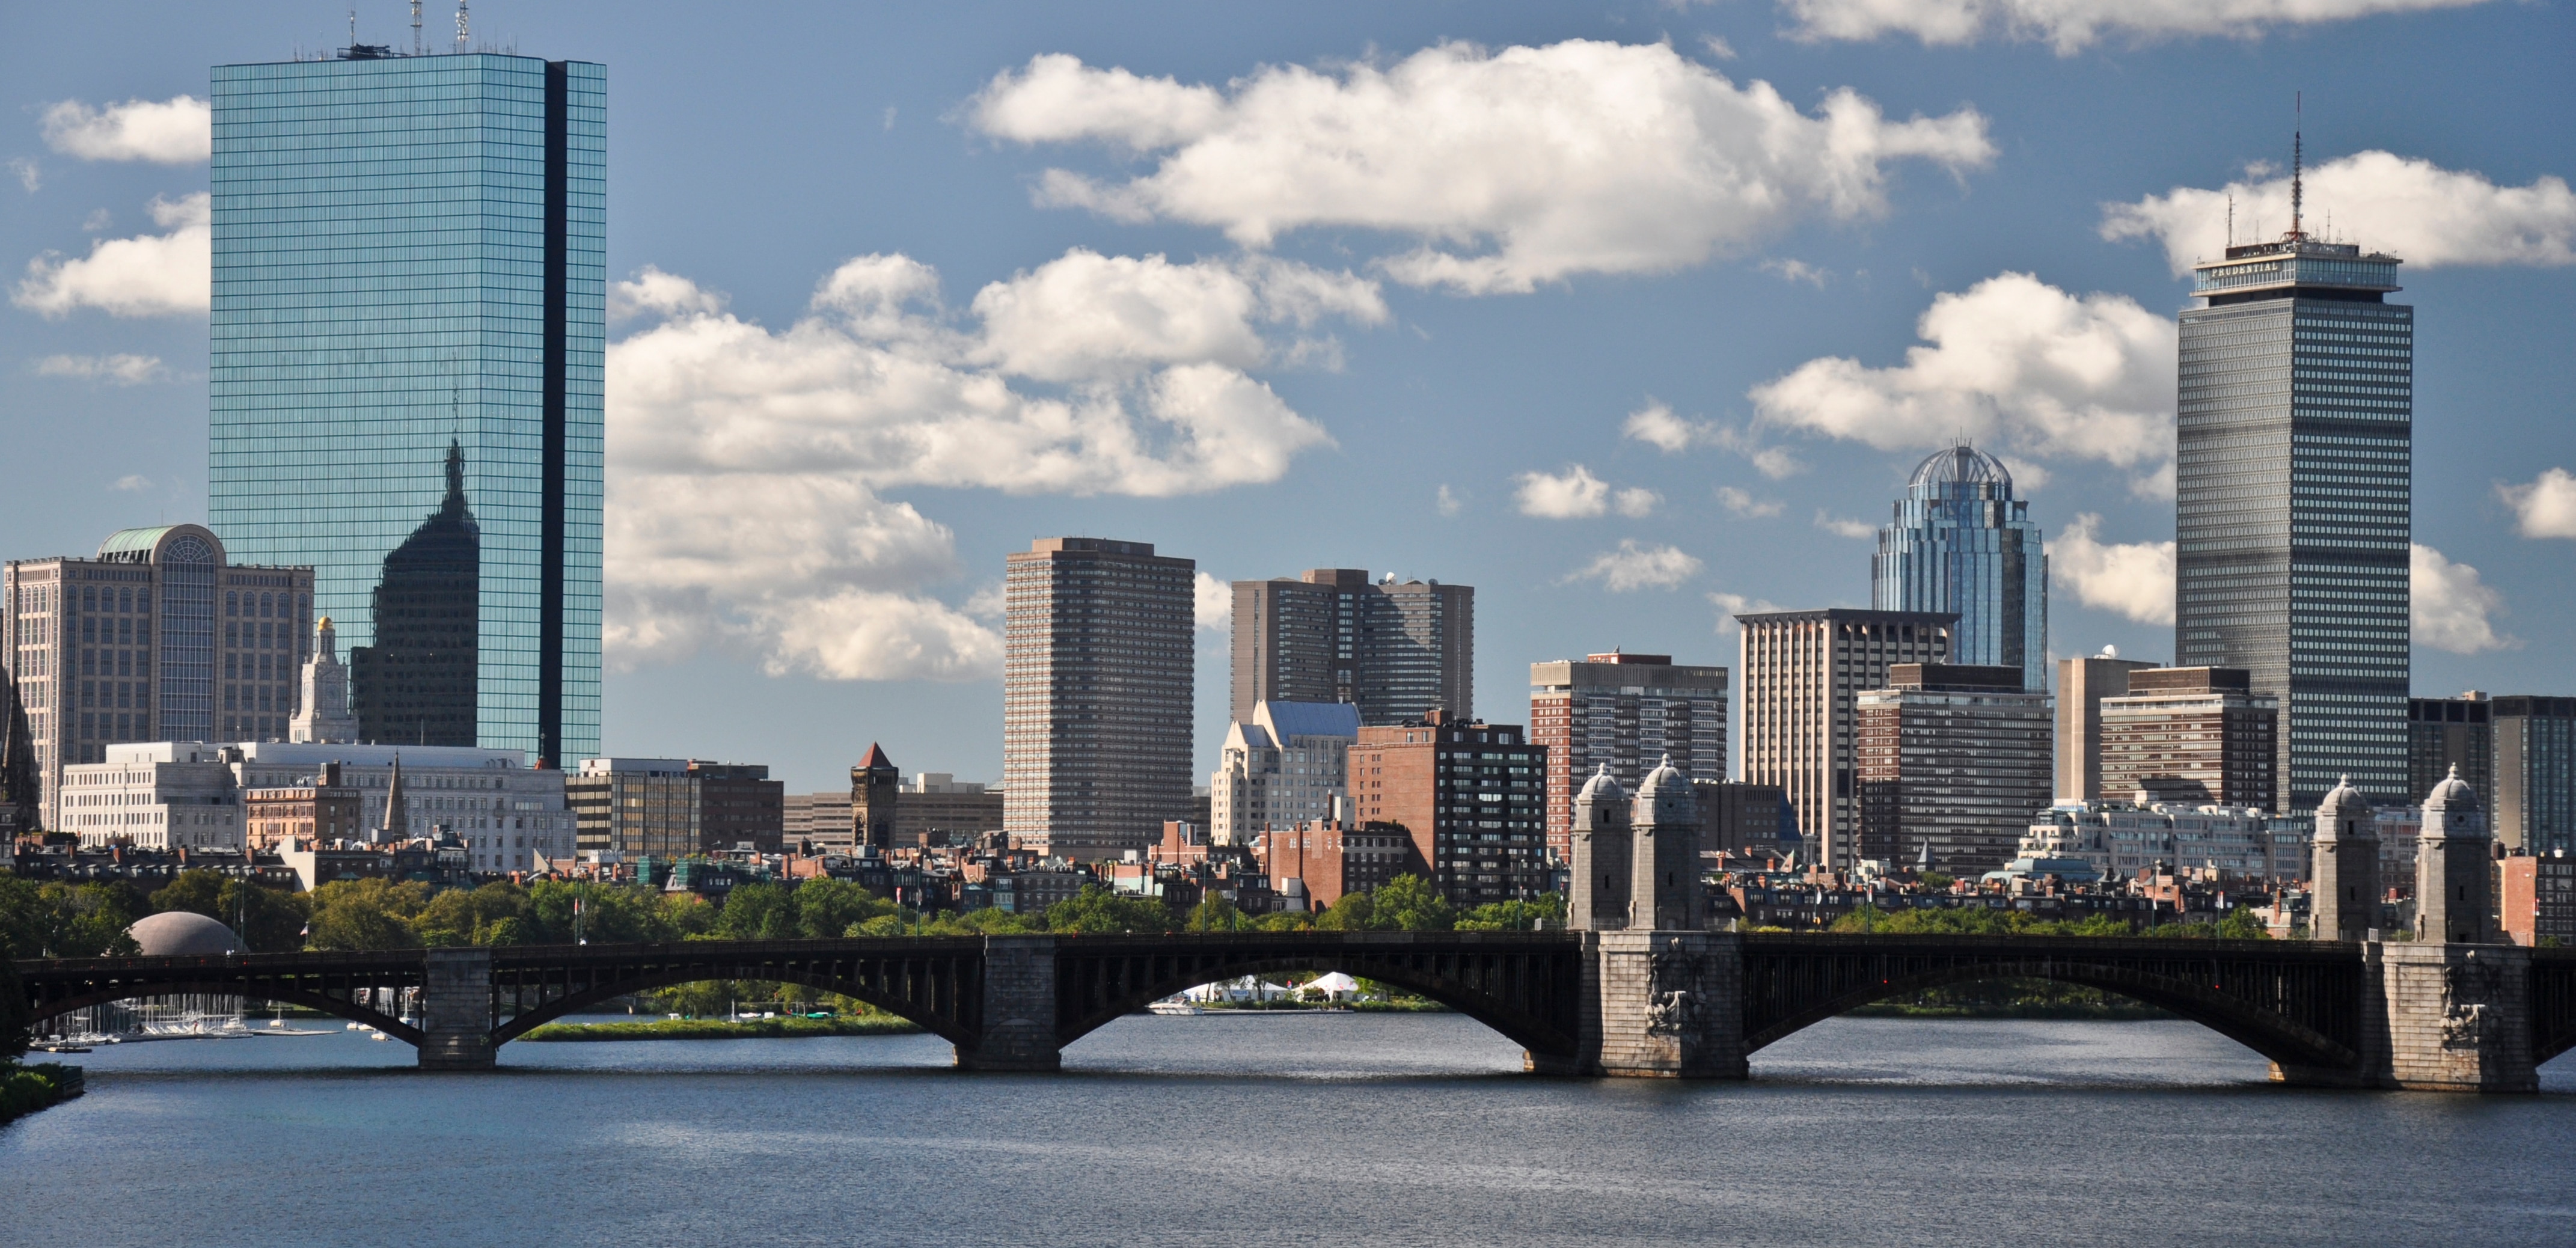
(1870, 445, 2048, 692)
(208, 49, 602, 765)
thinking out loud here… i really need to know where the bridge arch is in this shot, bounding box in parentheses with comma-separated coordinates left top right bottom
(1744, 959, 2357, 1074)
(487, 967, 971, 1048)
(28, 979, 421, 1045)
(1053, 941, 1582, 1068)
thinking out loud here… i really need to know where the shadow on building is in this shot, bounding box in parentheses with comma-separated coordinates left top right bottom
(352, 441, 479, 747)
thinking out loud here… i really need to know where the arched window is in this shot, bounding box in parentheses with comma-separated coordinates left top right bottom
(225, 592, 239, 616)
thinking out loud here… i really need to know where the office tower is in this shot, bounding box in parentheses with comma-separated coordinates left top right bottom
(893, 774, 1004, 843)
(569, 758, 698, 858)
(1208, 700, 1361, 845)
(2176, 150, 2409, 812)
(228, 741, 571, 866)
(2056, 653, 2161, 802)
(2097, 667, 2277, 809)
(1736, 608, 1953, 870)
(1871, 445, 2048, 692)
(693, 762, 784, 855)
(1695, 780, 1793, 859)
(2493, 695, 2574, 852)
(854, 743, 899, 852)
(2408, 693, 2493, 812)
(209, 49, 605, 766)
(1350, 714, 1549, 904)
(1003, 538, 1196, 861)
(1529, 652, 1727, 862)
(289, 618, 359, 744)
(1229, 569, 1473, 725)
(1855, 664, 2054, 875)
(4, 524, 314, 828)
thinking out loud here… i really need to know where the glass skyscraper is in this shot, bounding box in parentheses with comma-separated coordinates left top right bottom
(208, 49, 602, 765)
(1870, 445, 2048, 693)
(2176, 228, 2409, 812)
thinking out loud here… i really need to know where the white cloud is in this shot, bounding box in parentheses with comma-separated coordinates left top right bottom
(111, 474, 152, 493)
(1751, 272, 2174, 482)
(1436, 484, 1464, 516)
(1763, 258, 1830, 287)
(1814, 511, 1877, 539)
(2048, 513, 2173, 624)
(2412, 543, 2515, 655)
(1716, 486, 1784, 518)
(1622, 399, 1804, 477)
(1570, 540, 1703, 592)
(604, 250, 1359, 680)
(1779, 0, 2494, 54)
(33, 352, 167, 385)
(2500, 468, 2576, 539)
(1614, 487, 1660, 518)
(7, 158, 36, 194)
(1194, 572, 1232, 631)
(40, 96, 211, 164)
(969, 249, 1383, 382)
(1710, 591, 1787, 633)
(14, 192, 210, 317)
(2103, 151, 2576, 273)
(1517, 465, 1607, 517)
(971, 41, 1993, 293)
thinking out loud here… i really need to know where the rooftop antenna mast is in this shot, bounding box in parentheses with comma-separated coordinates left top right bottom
(2226, 192, 2234, 249)
(455, 0, 470, 54)
(412, 1, 423, 55)
(2289, 91, 2305, 242)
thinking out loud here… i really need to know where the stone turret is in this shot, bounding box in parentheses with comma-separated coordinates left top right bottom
(2415, 764, 2495, 944)
(853, 742, 899, 852)
(1630, 754, 1705, 931)
(1568, 765, 1631, 931)
(2309, 775, 2378, 941)
(290, 617, 360, 744)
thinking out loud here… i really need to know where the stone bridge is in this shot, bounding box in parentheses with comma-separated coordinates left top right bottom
(18, 931, 2573, 1090)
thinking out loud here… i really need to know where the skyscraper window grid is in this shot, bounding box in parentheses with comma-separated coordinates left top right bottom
(207, 51, 602, 765)
(1871, 445, 2048, 693)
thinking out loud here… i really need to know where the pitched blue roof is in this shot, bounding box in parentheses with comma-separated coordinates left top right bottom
(1257, 700, 1360, 742)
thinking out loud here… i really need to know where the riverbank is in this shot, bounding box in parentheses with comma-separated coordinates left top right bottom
(517, 1016, 921, 1042)
(1, 1062, 85, 1127)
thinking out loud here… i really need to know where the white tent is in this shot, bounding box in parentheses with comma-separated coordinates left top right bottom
(1304, 972, 1362, 999)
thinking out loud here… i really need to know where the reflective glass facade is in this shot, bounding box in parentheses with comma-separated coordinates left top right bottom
(1871, 445, 2047, 693)
(209, 52, 602, 765)
(2177, 239, 2409, 812)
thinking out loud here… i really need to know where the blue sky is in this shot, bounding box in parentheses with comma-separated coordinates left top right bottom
(5, 1, 2572, 795)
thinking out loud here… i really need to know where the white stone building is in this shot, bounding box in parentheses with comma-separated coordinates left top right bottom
(2022, 799, 2309, 882)
(1210, 701, 1361, 845)
(231, 741, 574, 874)
(58, 742, 245, 850)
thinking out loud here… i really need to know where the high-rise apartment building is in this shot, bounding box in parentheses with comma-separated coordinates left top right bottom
(1004, 538, 1196, 861)
(2493, 696, 2575, 853)
(5, 525, 315, 828)
(209, 49, 605, 766)
(566, 757, 779, 858)
(1208, 700, 1361, 845)
(1528, 652, 1726, 861)
(2176, 172, 2410, 811)
(1855, 664, 2054, 875)
(1872, 445, 2048, 693)
(1736, 609, 1953, 870)
(2098, 667, 2277, 810)
(1229, 569, 1473, 726)
(2056, 653, 2161, 802)
(1350, 714, 1549, 904)
(2407, 693, 2493, 812)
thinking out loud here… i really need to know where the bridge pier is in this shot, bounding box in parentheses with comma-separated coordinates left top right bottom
(1586, 931, 1748, 1079)
(418, 947, 496, 1071)
(955, 935, 1060, 1072)
(2366, 942, 2537, 1092)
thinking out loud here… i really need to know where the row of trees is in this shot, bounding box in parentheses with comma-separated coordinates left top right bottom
(1826, 903, 2274, 940)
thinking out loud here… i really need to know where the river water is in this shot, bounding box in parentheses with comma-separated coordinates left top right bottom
(5, 1014, 2571, 1246)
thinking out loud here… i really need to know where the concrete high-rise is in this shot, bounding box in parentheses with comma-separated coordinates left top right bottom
(2176, 168, 2410, 811)
(2407, 693, 2493, 813)
(1855, 664, 2054, 875)
(1872, 445, 2048, 693)
(2097, 667, 2278, 810)
(1004, 538, 1196, 861)
(1736, 608, 1952, 870)
(1528, 652, 1726, 862)
(209, 48, 605, 766)
(2493, 695, 2574, 853)
(2056, 653, 2160, 802)
(1208, 700, 1361, 846)
(4, 525, 314, 828)
(1350, 714, 1550, 905)
(1229, 569, 1472, 726)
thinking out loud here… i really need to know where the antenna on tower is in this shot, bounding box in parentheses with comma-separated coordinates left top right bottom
(412, 0, 423, 55)
(455, 0, 470, 54)
(2289, 91, 2305, 242)
(349, 9, 357, 52)
(2226, 192, 2235, 249)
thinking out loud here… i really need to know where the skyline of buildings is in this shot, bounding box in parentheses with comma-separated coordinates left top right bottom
(1855, 662, 2054, 875)
(1528, 651, 1727, 863)
(1736, 608, 1954, 870)
(208, 49, 606, 768)
(1228, 569, 1475, 727)
(2098, 667, 2279, 810)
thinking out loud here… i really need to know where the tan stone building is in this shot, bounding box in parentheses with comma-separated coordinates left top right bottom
(2055, 652, 2160, 801)
(2098, 667, 2277, 810)
(1736, 608, 1952, 870)
(246, 760, 366, 849)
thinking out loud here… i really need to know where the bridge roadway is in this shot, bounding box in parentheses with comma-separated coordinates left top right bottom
(19, 931, 2574, 1090)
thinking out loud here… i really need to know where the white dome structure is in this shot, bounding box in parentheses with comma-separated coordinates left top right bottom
(127, 910, 240, 957)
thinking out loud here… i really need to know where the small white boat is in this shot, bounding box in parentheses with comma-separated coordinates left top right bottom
(1146, 997, 1204, 1016)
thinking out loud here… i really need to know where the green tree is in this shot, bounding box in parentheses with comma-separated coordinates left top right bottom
(414, 882, 533, 946)
(792, 878, 896, 938)
(1314, 890, 1379, 931)
(1185, 896, 1247, 932)
(1372, 875, 1457, 932)
(150, 872, 314, 952)
(0, 880, 146, 958)
(305, 878, 432, 950)
(716, 882, 798, 941)
(1044, 885, 1178, 934)
(1457, 892, 1565, 931)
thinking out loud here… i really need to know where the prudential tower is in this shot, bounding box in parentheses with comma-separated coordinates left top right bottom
(2174, 129, 2410, 812)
